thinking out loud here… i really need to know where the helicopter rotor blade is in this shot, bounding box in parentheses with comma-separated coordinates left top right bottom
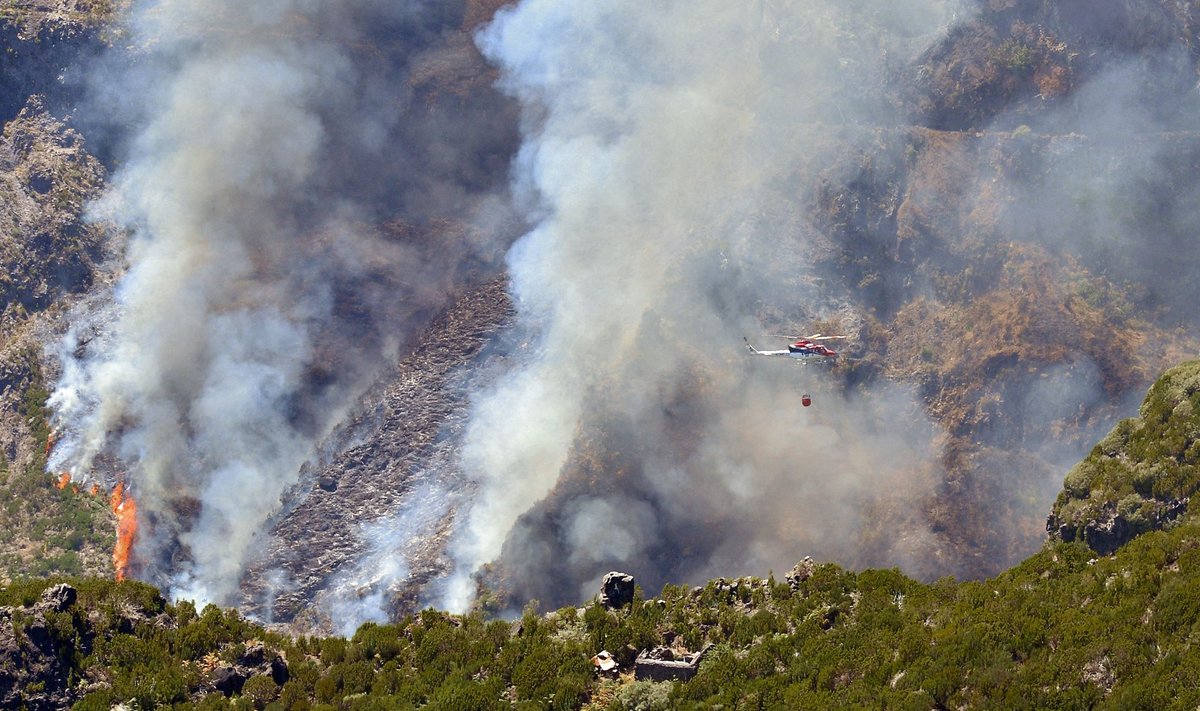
(764, 333, 850, 341)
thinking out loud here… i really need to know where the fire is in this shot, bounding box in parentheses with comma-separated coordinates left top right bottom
(110, 481, 138, 582)
(53, 472, 70, 490)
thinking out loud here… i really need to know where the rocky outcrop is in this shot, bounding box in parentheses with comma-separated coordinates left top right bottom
(1048, 360, 1200, 555)
(0, 584, 81, 710)
(38, 583, 77, 613)
(1049, 497, 1189, 556)
(785, 557, 817, 591)
(599, 572, 636, 610)
(0, 6, 113, 122)
(206, 641, 289, 697)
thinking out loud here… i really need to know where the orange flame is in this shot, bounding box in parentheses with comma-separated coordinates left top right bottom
(110, 481, 138, 581)
(53, 472, 70, 490)
(44, 430, 57, 460)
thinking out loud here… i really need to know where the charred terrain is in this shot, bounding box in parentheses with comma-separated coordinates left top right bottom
(2, 1, 1200, 704)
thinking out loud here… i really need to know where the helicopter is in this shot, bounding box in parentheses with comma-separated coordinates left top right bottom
(743, 333, 848, 406)
(743, 333, 847, 361)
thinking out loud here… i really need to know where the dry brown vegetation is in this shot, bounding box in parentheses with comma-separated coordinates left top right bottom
(0, 0, 127, 39)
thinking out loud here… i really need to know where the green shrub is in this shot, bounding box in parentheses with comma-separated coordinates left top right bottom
(242, 674, 280, 708)
(610, 680, 673, 711)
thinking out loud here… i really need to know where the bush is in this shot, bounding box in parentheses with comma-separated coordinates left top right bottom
(610, 680, 673, 711)
(241, 674, 279, 708)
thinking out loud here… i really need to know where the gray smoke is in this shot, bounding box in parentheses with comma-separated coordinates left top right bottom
(439, 0, 972, 611)
(48, 0, 515, 606)
(48, 0, 1197, 624)
(324, 480, 454, 636)
(922, 20, 1200, 563)
(996, 48, 1200, 318)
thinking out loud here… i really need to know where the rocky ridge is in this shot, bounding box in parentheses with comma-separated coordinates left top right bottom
(244, 278, 515, 626)
(1048, 359, 1200, 554)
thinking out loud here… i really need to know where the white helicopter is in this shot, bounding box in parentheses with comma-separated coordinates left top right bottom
(743, 333, 849, 407)
(743, 333, 848, 361)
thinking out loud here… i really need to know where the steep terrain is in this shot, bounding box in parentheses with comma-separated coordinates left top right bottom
(0, 85, 116, 580)
(3, 0, 1200, 630)
(1048, 359, 1200, 555)
(811, 126, 1200, 579)
(2, 360, 1200, 708)
(244, 278, 515, 628)
(4, 5, 1200, 706)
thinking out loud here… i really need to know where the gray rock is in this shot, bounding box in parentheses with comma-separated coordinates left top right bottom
(38, 584, 76, 613)
(1054, 497, 1192, 556)
(599, 571, 635, 609)
(213, 666, 248, 697)
(239, 642, 266, 667)
(270, 656, 290, 686)
(785, 557, 817, 591)
(0, 605, 74, 709)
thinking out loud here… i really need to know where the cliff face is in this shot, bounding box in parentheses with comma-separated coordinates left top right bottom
(0, 2, 118, 122)
(0, 97, 109, 315)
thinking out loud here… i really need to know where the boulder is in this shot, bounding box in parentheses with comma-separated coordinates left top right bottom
(785, 557, 817, 591)
(599, 572, 635, 609)
(239, 642, 266, 667)
(38, 584, 76, 613)
(269, 656, 290, 686)
(213, 666, 248, 696)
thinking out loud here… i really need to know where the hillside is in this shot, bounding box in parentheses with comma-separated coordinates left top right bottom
(4, 0, 1200, 647)
(1, 361, 1200, 708)
(0, 25, 117, 583)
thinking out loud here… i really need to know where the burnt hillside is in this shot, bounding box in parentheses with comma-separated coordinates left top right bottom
(2, 0, 1200, 626)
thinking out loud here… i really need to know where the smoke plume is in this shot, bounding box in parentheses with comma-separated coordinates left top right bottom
(48, 0, 516, 606)
(440, 0, 972, 610)
(50, 0, 1198, 624)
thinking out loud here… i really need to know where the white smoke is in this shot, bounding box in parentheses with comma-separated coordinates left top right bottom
(323, 480, 454, 636)
(47, 0, 511, 607)
(440, 0, 971, 610)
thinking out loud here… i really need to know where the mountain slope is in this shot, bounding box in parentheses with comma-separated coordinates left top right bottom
(2, 361, 1199, 709)
(6, 0, 1200, 634)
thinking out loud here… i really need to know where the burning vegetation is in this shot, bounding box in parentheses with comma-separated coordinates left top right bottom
(45, 431, 135, 581)
(109, 481, 137, 582)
